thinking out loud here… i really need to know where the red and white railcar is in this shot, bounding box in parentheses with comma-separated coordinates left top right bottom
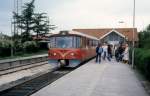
(48, 31, 99, 67)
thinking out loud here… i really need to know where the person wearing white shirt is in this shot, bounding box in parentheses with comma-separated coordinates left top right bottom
(123, 44, 129, 64)
(102, 43, 108, 60)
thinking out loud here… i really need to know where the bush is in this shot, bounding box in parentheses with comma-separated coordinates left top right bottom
(14, 40, 23, 53)
(134, 48, 150, 80)
(23, 41, 38, 53)
(0, 40, 12, 57)
(0, 40, 47, 58)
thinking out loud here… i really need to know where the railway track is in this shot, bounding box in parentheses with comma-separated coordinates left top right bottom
(0, 67, 74, 96)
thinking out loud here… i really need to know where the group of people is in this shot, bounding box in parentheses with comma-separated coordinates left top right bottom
(95, 43, 129, 64)
(95, 43, 112, 63)
(115, 44, 129, 64)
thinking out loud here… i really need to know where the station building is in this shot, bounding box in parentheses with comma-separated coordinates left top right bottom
(73, 28, 139, 46)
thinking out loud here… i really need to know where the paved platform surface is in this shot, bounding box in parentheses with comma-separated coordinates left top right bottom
(31, 59, 149, 96)
(0, 63, 54, 92)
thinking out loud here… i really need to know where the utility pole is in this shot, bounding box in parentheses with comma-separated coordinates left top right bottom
(132, 0, 135, 68)
(13, 0, 22, 36)
(11, 18, 14, 57)
(12, 0, 22, 55)
(20, 0, 23, 35)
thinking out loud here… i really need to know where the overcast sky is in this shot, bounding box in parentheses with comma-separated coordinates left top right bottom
(0, 0, 150, 35)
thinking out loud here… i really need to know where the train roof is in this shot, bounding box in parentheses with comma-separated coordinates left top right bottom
(50, 30, 99, 40)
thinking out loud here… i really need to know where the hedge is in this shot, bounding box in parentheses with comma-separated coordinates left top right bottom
(23, 41, 39, 53)
(134, 48, 150, 80)
(0, 40, 12, 57)
(0, 40, 48, 57)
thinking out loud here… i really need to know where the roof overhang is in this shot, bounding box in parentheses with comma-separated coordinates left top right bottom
(50, 30, 99, 40)
(99, 29, 125, 40)
(70, 31, 99, 40)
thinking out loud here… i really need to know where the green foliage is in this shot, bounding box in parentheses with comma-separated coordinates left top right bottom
(0, 40, 12, 57)
(1, 0, 55, 58)
(23, 41, 38, 53)
(134, 48, 150, 80)
(0, 40, 48, 58)
(13, 40, 23, 54)
(33, 13, 56, 39)
(33, 13, 48, 37)
(13, 0, 56, 42)
(139, 24, 150, 49)
(13, 0, 35, 42)
(134, 25, 150, 80)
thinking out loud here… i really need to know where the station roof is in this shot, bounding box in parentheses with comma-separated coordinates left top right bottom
(68, 31, 99, 40)
(73, 28, 139, 41)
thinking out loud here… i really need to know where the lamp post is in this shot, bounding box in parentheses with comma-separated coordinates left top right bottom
(118, 21, 124, 28)
(132, 0, 135, 68)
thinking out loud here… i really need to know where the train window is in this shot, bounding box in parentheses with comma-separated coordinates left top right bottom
(80, 37, 83, 48)
(81, 37, 84, 48)
(83, 37, 86, 48)
(90, 40, 92, 47)
(76, 36, 81, 48)
(49, 36, 82, 48)
(55, 36, 73, 48)
(48, 35, 100, 48)
(72, 36, 77, 48)
(49, 37, 56, 48)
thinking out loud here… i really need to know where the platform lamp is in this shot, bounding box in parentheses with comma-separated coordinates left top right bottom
(132, 0, 136, 68)
(118, 21, 125, 28)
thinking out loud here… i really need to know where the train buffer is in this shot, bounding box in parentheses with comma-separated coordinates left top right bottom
(32, 59, 149, 96)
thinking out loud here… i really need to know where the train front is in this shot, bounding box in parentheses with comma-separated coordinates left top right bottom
(48, 35, 82, 67)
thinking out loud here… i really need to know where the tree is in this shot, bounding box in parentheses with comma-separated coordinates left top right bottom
(14, 0, 56, 42)
(33, 13, 47, 39)
(13, 0, 35, 42)
(33, 13, 56, 40)
(43, 17, 56, 35)
(139, 24, 150, 48)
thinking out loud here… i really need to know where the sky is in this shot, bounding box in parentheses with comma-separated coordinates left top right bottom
(0, 0, 150, 35)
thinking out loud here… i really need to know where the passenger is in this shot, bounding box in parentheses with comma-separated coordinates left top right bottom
(107, 44, 112, 61)
(95, 44, 103, 63)
(110, 44, 113, 58)
(116, 44, 124, 62)
(123, 44, 129, 64)
(115, 45, 119, 61)
(102, 43, 108, 60)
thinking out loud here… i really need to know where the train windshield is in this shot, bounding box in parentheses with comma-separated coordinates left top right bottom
(49, 36, 81, 48)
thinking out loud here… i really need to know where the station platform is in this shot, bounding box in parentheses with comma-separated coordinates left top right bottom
(31, 59, 149, 96)
(0, 62, 54, 92)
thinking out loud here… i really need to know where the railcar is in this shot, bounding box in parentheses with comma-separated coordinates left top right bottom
(48, 31, 99, 67)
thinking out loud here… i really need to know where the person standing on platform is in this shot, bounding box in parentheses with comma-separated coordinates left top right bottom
(116, 44, 124, 62)
(114, 45, 119, 61)
(95, 44, 103, 63)
(107, 44, 112, 61)
(123, 44, 129, 64)
(102, 43, 108, 60)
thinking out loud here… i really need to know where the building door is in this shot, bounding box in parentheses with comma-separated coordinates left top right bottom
(102, 32, 125, 55)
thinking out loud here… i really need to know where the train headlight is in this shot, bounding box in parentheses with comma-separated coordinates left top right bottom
(70, 53, 75, 56)
(53, 53, 57, 56)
